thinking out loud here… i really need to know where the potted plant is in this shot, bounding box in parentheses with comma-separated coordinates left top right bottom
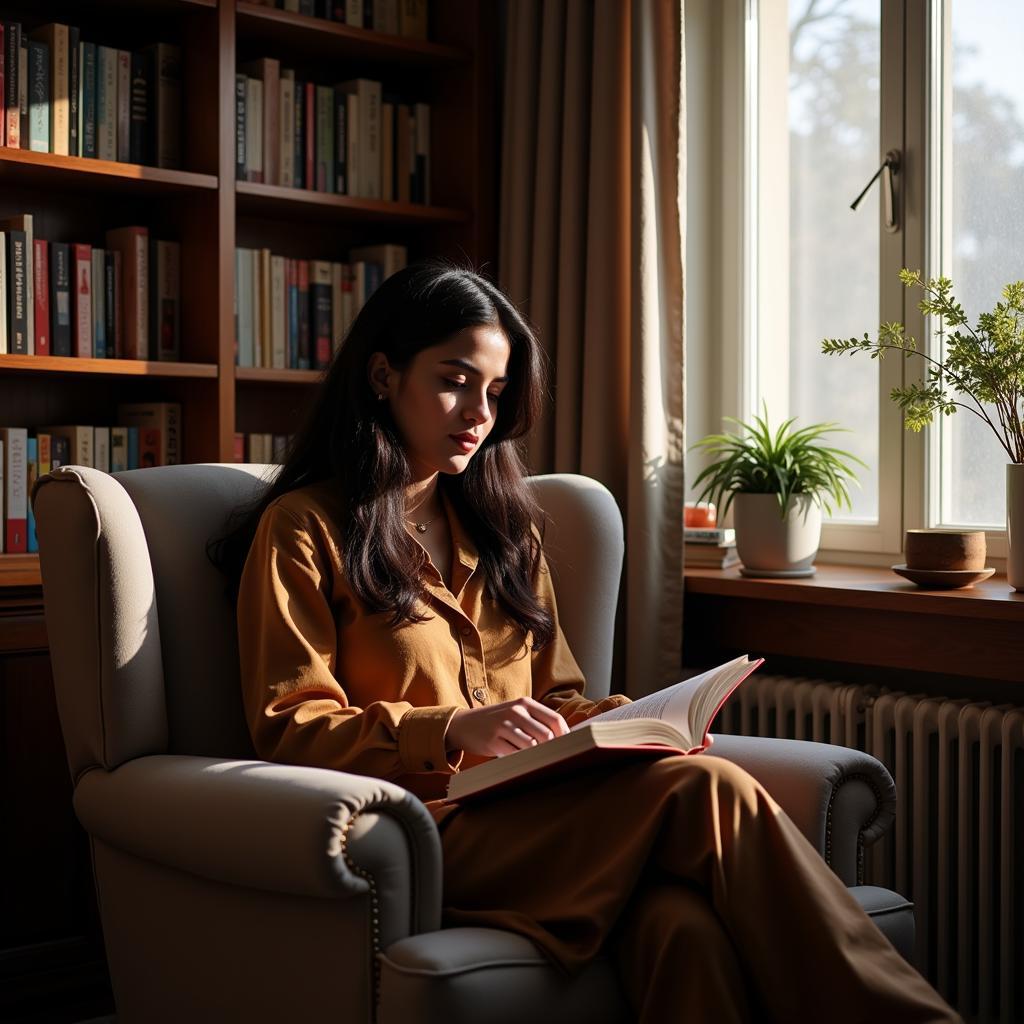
(822, 269, 1024, 588)
(689, 406, 866, 577)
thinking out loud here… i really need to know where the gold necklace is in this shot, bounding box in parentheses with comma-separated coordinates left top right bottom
(406, 512, 444, 533)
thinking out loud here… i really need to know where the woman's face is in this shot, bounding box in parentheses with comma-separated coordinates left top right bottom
(371, 324, 512, 479)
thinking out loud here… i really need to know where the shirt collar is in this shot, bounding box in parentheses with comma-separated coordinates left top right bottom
(440, 487, 479, 575)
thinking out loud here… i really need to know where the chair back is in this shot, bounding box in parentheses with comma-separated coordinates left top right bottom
(33, 466, 623, 783)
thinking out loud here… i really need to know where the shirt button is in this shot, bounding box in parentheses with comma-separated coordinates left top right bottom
(460, 625, 473, 637)
(472, 687, 486, 702)
(424, 760, 435, 770)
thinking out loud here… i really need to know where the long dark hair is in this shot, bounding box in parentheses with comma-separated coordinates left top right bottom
(208, 258, 554, 649)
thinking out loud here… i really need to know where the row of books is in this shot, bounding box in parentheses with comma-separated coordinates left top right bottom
(684, 527, 739, 569)
(235, 242, 406, 370)
(0, 404, 179, 553)
(1, 22, 181, 168)
(248, 0, 428, 37)
(0, 215, 180, 361)
(235, 433, 295, 465)
(236, 64, 430, 203)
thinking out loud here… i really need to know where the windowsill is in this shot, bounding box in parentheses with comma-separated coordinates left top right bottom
(683, 564, 1024, 686)
(685, 564, 1024, 621)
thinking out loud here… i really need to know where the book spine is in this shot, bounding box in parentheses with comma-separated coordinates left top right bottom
(1, 428, 27, 552)
(126, 426, 138, 469)
(293, 79, 304, 189)
(50, 241, 71, 356)
(245, 77, 263, 182)
(279, 75, 294, 187)
(81, 41, 97, 159)
(71, 242, 92, 357)
(286, 258, 298, 369)
(297, 259, 310, 369)
(148, 43, 181, 169)
(414, 101, 429, 204)
(0, 233, 6, 354)
(104, 251, 116, 358)
(316, 85, 333, 192)
(67, 25, 79, 155)
(18, 39, 26, 152)
(32, 238, 49, 356)
(155, 240, 180, 360)
(129, 49, 150, 164)
(310, 261, 332, 370)
(270, 254, 286, 368)
(234, 73, 246, 180)
(40, 24, 69, 155)
(334, 86, 346, 194)
(97, 45, 117, 161)
(116, 49, 130, 160)
(304, 82, 315, 190)
(93, 426, 110, 473)
(6, 231, 27, 354)
(364, 80, 381, 199)
(106, 227, 148, 359)
(0, 25, 6, 148)
(27, 39, 48, 153)
(25, 435, 37, 553)
(5, 23, 20, 149)
(91, 247, 106, 357)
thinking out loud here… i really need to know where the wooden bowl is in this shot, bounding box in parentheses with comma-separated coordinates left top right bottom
(904, 529, 986, 571)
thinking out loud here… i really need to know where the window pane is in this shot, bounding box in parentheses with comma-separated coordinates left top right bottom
(788, 0, 880, 522)
(939, 1, 1024, 528)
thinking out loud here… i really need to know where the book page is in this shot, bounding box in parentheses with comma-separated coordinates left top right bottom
(573, 654, 754, 747)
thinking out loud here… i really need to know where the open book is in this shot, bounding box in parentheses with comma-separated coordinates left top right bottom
(444, 654, 764, 803)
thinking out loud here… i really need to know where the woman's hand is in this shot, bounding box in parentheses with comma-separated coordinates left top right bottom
(445, 697, 571, 758)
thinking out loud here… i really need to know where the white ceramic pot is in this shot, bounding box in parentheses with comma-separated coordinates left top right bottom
(1006, 464, 1024, 590)
(732, 492, 822, 574)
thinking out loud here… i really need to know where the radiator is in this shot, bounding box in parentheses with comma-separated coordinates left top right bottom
(717, 673, 1024, 1024)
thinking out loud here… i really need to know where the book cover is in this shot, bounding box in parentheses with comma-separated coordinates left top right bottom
(259, 248, 271, 367)
(32, 238, 49, 356)
(236, 247, 254, 368)
(333, 85, 347, 194)
(118, 402, 181, 465)
(0, 214, 34, 350)
(315, 84, 333, 192)
(50, 434, 71, 469)
(18, 40, 26, 155)
(49, 241, 71, 357)
(105, 250, 118, 358)
(68, 25, 79, 156)
(137, 426, 161, 468)
(105, 225, 148, 359)
(286, 257, 298, 368)
(244, 77, 263, 182)
(80, 40, 97, 158)
(279, 72, 294, 187)
(685, 528, 736, 545)
(144, 42, 181, 169)
(234, 73, 246, 180)
(6, 230, 27, 354)
(0, 427, 27, 552)
(445, 656, 764, 803)
(240, 57, 279, 185)
(71, 242, 92, 358)
(304, 81, 314, 191)
(297, 258, 310, 369)
(91, 247, 106, 357)
(293, 77, 304, 189)
(149, 239, 180, 360)
(27, 39, 49, 153)
(270, 253, 286, 369)
(116, 49, 130, 161)
(336, 78, 379, 198)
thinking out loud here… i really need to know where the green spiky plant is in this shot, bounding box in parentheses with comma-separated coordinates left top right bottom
(822, 269, 1024, 463)
(689, 404, 866, 520)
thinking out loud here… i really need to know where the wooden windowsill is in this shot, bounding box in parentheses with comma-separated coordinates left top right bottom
(685, 564, 1024, 622)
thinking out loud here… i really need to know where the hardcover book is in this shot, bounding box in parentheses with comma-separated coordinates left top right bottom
(445, 655, 764, 803)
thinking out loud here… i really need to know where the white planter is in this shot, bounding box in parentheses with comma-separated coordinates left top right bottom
(732, 492, 822, 575)
(1006, 464, 1024, 590)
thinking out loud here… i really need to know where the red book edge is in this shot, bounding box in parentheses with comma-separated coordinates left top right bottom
(71, 243, 92, 358)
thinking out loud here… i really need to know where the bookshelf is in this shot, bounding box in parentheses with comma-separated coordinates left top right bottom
(0, 1, 497, 1016)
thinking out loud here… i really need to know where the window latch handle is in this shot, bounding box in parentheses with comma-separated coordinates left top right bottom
(850, 149, 901, 232)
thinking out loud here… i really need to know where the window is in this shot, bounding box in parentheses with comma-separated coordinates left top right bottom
(745, 0, 1024, 558)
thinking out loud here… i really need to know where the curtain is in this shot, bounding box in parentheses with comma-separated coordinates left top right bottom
(499, 0, 686, 697)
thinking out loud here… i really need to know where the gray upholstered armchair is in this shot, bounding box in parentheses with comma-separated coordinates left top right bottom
(32, 465, 914, 1023)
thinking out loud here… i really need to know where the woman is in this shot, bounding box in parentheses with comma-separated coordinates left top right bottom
(213, 260, 959, 1023)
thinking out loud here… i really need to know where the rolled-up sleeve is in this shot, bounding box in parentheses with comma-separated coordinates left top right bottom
(237, 502, 464, 779)
(529, 542, 632, 727)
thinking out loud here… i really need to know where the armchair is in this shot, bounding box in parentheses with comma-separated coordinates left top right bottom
(32, 465, 914, 1023)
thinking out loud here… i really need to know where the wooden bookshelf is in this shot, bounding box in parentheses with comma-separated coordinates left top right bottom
(0, 1, 498, 1016)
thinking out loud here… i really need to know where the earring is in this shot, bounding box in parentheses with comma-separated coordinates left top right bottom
(376, 392, 386, 401)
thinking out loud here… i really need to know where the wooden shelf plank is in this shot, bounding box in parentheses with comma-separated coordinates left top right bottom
(0, 355, 218, 379)
(236, 367, 323, 384)
(235, 180, 470, 225)
(0, 555, 41, 589)
(235, 1, 469, 67)
(0, 148, 217, 196)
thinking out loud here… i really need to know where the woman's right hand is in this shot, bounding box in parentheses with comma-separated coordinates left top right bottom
(445, 697, 571, 758)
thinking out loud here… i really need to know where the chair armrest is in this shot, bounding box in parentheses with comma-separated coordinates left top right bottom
(705, 734, 895, 886)
(73, 754, 444, 944)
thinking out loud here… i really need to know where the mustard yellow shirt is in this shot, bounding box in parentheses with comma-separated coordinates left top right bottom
(236, 480, 632, 803)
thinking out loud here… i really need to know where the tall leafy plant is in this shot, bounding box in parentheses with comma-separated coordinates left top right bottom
(689, 405, 866, 519)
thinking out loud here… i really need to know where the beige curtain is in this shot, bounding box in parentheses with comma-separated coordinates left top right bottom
(499, 0, 686, 697)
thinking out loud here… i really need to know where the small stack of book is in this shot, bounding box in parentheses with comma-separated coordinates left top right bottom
(684, 527, 739, 569)
(0, 402, 180, 553)
(1, 22, 181, 168)
(235, 62, 430, 203)
(0, 214, 181, 361)
(234, 433, 295, 464)
(235, 242, 404, 370)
